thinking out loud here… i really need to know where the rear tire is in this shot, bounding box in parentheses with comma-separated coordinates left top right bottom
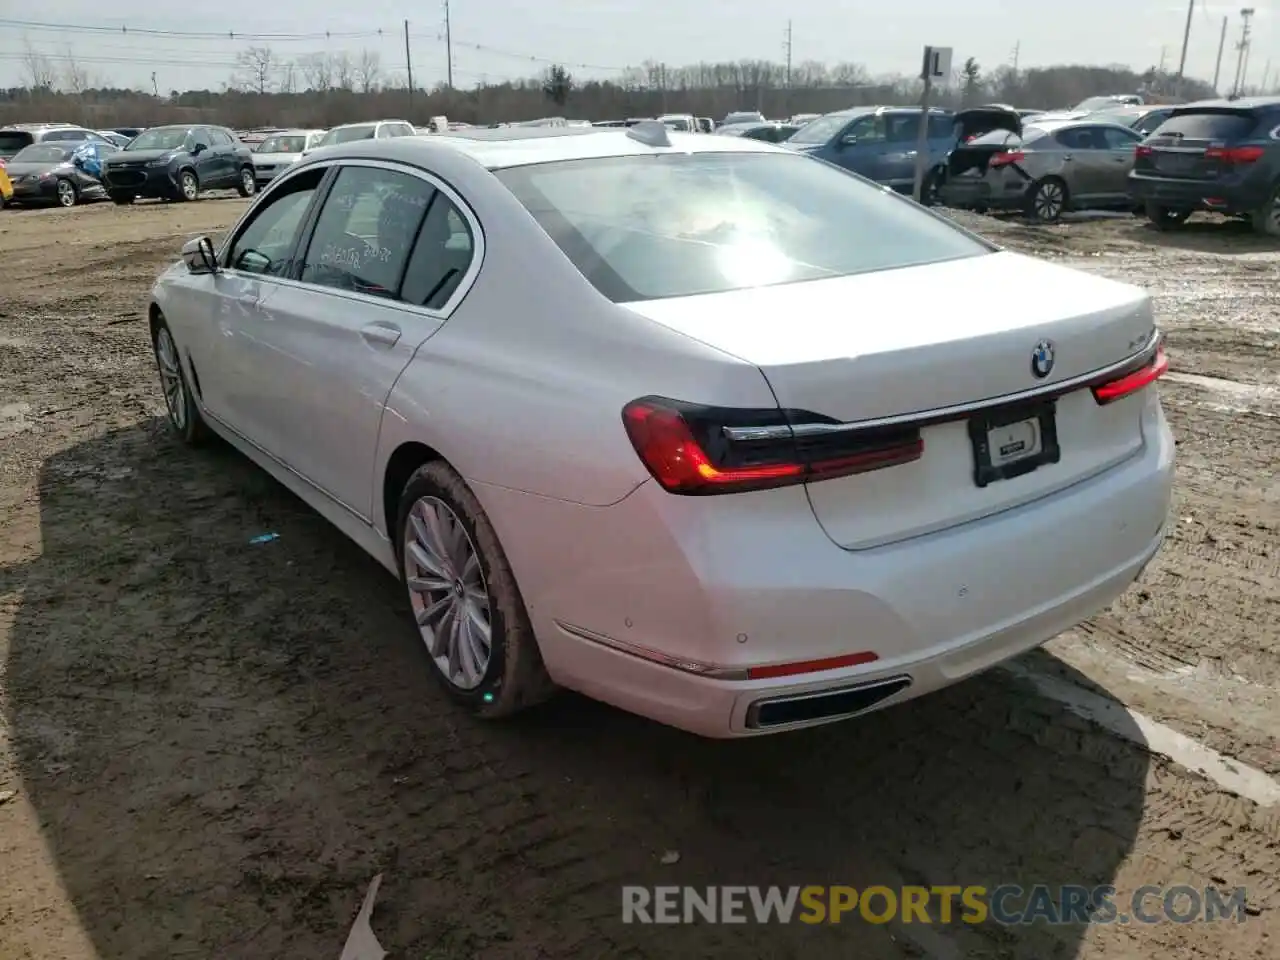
(1146, 203, 1191, 230)
(1249, 185, 1280, 237)
(1025, 177, 1067, 222)
(395, 461, 557, 719)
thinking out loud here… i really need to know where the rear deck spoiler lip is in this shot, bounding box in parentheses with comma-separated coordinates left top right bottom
(721, 330, 1164, 441)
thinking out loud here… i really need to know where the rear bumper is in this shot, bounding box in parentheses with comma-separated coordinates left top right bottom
(477, 396, 1176, 738)
(103, 165, 179, 197)
(1128, 174, 1272, 212)
(253, 164, 286, 183)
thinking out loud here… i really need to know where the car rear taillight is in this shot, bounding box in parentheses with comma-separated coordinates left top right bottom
(621, 398, 923, 495)
(1204, 145, 1263, 164)
(1091, 345, 1169, 405)
(989, 150, 1025, 168)
(1134, 144, 1153, 158)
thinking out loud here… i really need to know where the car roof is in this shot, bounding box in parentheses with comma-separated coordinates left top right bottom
(1173, 96, 1280, 112)
(308, 127, 785, 171)
(1023, 118, 1137, 133)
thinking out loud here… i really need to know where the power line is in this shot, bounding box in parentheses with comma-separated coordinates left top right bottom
(0, 18, 384, 42)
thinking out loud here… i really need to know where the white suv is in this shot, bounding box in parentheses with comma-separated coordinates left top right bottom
(302, 120, 416, 156)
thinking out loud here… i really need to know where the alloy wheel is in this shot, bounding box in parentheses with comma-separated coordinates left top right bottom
(56, 180, 75, 207)
(241, 169, 255, 194)
(155, 327, 187, 431)
(181, 173, 198, 201)
(1034, 182, 1064, 220)
(403, 496, 493, 690)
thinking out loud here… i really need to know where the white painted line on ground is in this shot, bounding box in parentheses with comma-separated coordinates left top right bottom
(1002, 664, 1280, 808)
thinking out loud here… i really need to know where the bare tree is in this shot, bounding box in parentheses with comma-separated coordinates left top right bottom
(299, 52, 333, 91)
(235, 46, 276, 94)
(21, 39, 57, 90)
(332, 52, 355, 91)
(355, 49, 382, 94)
(278, 60, 297, 94)
(60, 47, 92, 94)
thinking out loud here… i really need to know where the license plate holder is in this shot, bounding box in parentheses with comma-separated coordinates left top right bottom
(968, 401, 1061, 488)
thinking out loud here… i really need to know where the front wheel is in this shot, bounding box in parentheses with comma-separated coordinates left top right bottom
(1026, 178, 1067, 222)
(395, 461, 556, 718)
(236, 167, 257, 198)
(1146, 203, 1191, 231)
(177, 170, 199, 202)
(152, 317, 208, 445)
(55, 178, 77, 207)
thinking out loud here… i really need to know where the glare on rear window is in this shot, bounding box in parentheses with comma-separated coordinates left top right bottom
(1152, 111, 1257, 140)
(0, 132, 34, 156)
(494, 152, 990, 304)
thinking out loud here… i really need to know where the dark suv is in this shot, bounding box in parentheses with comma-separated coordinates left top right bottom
(101, 124, 256, 204)
(1128, 96, 1280, 236)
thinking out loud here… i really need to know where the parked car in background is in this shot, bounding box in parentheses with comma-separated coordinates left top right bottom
(236, 127, 286, 148)
(252, 129, 326, 186)
(789, 113, 820, 126)
(147, 125, 1172, 738)
(1086, 105, 1175, 137)
(1074, 95, 1142, 111)
(112, 127, 145, 140)
(940, 118, 1144, 221)
(695, 117, 713, 133)
(0, 123, 112, 161)
(302, 120, 416, 156)
(3, 141, 110, 207)
(715, 121, 801, 143)
(658, 113, 696, 132)
(1129, 96, 1280, 236)
(721, 110, 766, 126)
(102, 124, 257, 204)
(784, 106, 955, 193)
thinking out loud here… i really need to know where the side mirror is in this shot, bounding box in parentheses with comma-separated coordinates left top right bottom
(190, 142, 207, 155)
(181, 236, 219, 275)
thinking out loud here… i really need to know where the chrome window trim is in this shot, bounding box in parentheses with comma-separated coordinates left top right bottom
(217, 156, 486, 321)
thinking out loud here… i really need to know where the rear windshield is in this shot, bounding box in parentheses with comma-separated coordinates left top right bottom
(495, 152, 989, 304)
(257, 135, 307, 153)
(0, 131, 35, 156)
(11, 144, 72, 163)
(1151, 110, 1257, 141)
(788, 114, 851, 144)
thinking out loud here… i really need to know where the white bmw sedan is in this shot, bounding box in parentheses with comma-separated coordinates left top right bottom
(148, 123, 1174, 737)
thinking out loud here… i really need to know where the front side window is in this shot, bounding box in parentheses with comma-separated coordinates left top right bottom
(495, 151, 990, 304)
(787, 114, 854, 145)
(226, 168, 325, 276)
(843, 115, 885, 143)
(299, 165, 435, 300)
(1101, 126, 1141, 150)
(210, 130, 233, 147)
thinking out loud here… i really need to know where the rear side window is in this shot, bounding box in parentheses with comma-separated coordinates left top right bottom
(495, 152, 990, 304)
(0, 131, 34, 156)
(1151, 110, 1257, 141)
(48, 129, 86, 141)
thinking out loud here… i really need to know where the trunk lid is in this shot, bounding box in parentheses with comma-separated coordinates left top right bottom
(1135, 107, 1260, 180)
(623, 251, 1156, 549)
(953, 105, 1023, 142)
(947, 129, 1023, 177)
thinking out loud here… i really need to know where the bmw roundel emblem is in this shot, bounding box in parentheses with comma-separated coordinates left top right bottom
(1031, 339, 1055, 379)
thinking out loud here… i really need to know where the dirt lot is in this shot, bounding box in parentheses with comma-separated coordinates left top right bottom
(0, 198, 1277, 960)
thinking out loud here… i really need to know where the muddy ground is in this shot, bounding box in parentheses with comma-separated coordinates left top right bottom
(0, 198, 1276, 960)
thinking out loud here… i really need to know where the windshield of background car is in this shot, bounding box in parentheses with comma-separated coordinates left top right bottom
(258, 135, 307, 153)
(11, 144, 73, 163)
(0, 131, 35, 156)
(495, 152, 990, 304)
(787, 114, 853, 144)
(127, 128, 189, 151)
(321, 125, 377, 145)
(1151, 110, 1257, 140)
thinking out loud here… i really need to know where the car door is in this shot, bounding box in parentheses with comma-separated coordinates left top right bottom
(1098, 125, 1142, 200)
(188, 128, 219, 184)
(187, 165, 330, 436)
(828, 114, 886, 179)
(232, 161, 478, 518)
(1051, 127, 1107, 204)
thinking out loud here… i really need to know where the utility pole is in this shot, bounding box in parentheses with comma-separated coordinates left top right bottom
(1011, 41, 1020, 75)
(1260, 59, 1271, 93)
(443, 0, 453, 88)
(1232, 8, 1254, 97)
(1213, 15, 1228, 92)
(1158, 46, 1167, 73)
(404, 20, 414, 103)
(1176, 0, 1194, 92)
(783, 20, 793, 115)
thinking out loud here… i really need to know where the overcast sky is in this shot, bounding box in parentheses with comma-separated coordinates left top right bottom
(1, 2, 1274, 93)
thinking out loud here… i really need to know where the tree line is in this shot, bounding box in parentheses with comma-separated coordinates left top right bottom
(0, 44, 1233, 130)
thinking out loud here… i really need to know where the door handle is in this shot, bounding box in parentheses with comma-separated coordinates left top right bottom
(361, 321, 401, 347)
